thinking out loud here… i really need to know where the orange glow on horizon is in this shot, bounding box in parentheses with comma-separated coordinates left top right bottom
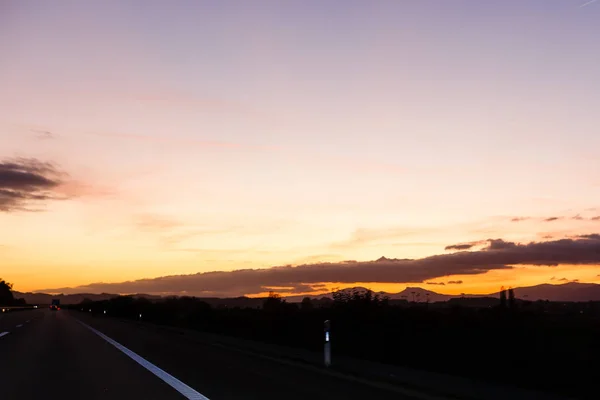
(247, 264, 600, 298)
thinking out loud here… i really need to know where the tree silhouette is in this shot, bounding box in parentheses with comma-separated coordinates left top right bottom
(300, 297, 314, 311)
(508, 288, 516, 309)
(0, 279, 15, 305)
(263, 291, 285, 313)
(500, 287, 507, 308)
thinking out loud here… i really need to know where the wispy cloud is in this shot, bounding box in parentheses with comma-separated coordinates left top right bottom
(510, 214, 600, 223)
(84, 131, 280, 151)
(134, 214, 183, 231)
(331, 226, 435, 249)
(579, 0, 598, 8)
(0, 158, 66, 212)
(447, 280, 463, 285)
(41, 235, 600, 297)
(31, 129, 56, 140)
(426, 281, 445, 286)
(557, 277, 579, 283)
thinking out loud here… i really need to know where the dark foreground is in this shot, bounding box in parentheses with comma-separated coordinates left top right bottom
(0, 309, 413, 400)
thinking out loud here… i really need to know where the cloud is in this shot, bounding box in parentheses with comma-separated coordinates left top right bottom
(135, 214, 183, 231)
(557, 277, 579, 283)
(511, 214, 599, 223)
(0, 158, 67, 211)
(579, 0, 598, 9)
(447, 280, 463, 285)
(85, 131, 279, 151)
(40, 235, 600, 297)
(331, 227, 425, 249)
(578, 234, 600, 240)
(426, 282, 445, 286)
(445, 243, 475, 251)
(486, 239, 518, 250)
(445, 240, 487, 251)
(31, 129, 56, 140)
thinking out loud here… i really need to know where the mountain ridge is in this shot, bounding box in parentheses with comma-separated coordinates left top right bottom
(14, 281, 600, 304)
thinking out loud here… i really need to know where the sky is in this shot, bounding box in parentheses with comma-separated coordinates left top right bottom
(1, 0, 599, 297)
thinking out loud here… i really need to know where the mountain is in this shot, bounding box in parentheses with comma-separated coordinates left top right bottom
(285, 282, 600, 303)
(14, 282, 600, 305)
(491, 282, 600, 302)
(386, 287, 453, 302)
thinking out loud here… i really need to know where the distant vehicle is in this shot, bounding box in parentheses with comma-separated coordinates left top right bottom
(50, 299, 60, 311)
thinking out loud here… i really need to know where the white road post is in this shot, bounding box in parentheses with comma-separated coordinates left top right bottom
(324, 320, 331, 367)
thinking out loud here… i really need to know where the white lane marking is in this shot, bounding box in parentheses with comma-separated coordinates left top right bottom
(16, 324, 22, 328)
(77, 320, 210, 400)
(0, 332, 9, 338)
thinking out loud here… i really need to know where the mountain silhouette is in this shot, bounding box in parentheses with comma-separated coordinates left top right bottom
(14, 282, 600, 304)
(488, 282, 600, 302)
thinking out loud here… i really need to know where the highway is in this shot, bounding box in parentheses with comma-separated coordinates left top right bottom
(0, 308, 419, 400)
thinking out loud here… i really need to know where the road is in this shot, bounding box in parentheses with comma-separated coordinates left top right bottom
(0, 309, 420, 400)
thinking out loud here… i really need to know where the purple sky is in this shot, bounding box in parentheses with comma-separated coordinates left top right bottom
(1, 0, 599, 294)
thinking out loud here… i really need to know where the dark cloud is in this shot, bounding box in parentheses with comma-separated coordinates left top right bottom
(592, 216, 600, 221)
(542, 235, 554, 239)
(426, 282, 445, 286)
(0, 158, 66, 211)
(572, 215, 584, 221)
(447, 280, 463, 285)
(511, 217, 530, 222)
(557, 277, 579, 283)
(41, 235, 600, 297)
(445, 243, 475, 251)
(444, 240, 486, 251)
(486, 239, 517, 250)
(544, 217, 561, 222)
(577, 234, 600, 240)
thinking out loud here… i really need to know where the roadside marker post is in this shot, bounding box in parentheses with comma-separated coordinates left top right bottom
(324, 320, 331, 367)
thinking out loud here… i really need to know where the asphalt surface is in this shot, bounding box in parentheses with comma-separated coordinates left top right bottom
(0, 309, 417, 400)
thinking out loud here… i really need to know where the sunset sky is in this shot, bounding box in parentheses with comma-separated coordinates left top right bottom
(1, 1, 599, 296)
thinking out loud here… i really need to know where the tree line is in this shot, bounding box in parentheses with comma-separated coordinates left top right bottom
(72, 288, 599, 399)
